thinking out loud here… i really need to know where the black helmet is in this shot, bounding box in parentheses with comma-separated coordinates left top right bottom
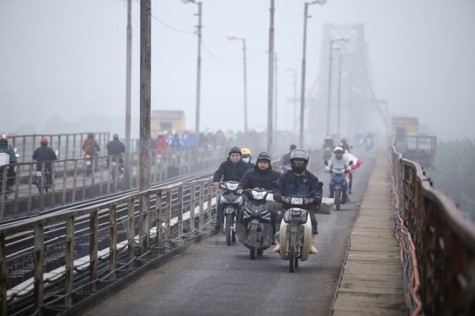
(289, 144, 297, 151)
(256, 152, 271, 163)
(228, 146, 242, 155)
(290, 148, 309, 173)
(0, 137, 7, 147)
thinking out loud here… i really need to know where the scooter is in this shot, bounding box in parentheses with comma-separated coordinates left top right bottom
(0, 153, 13, 199)
(218, 181, 243, 246)
(239, 188, 273, 260)
(278, 196, 315, 273)
(330, 167, 347, 210)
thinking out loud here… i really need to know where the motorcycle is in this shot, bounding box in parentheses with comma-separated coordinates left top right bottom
(322, 146, 333, 164)
(109, 154, 124, 180)
(0, 153, 13, 199)
(330, 167, 347, 210)
(218, 181, 243, 246)
(34, 162, 53, 193)
(239, 188, 273, 260)
(84, 153, 96, 177)
(278, 196, 315, 272)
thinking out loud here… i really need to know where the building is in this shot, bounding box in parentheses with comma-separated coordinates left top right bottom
(151, 110, 186, 137)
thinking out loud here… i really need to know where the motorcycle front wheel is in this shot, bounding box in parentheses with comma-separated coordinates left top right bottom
(335, 189, 341, 210)
(289, 231, 297, 272)
(249, 224, 258, 260)
(225, 213, 232, 246)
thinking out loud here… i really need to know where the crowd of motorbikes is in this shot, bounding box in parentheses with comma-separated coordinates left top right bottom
(216, 180, 319, 273)
(1, 151, 125, 199)
(214, 140, 363, 272)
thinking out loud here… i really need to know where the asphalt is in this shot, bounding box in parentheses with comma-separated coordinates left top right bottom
(330, 154, 408, 315)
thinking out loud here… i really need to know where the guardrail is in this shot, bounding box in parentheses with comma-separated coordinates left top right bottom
(0, 147, 222, 222)
(0, 177, 217, 315)
(0, 148, 323, 315)
(390, 145, 475, 315)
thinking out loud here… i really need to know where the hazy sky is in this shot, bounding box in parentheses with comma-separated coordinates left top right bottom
(1, 0, 474, 141)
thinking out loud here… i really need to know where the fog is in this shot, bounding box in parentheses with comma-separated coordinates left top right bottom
(1, 0, 474, 142)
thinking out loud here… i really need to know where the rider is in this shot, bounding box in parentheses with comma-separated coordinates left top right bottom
(212, 146, 250, 230)
(0, 135, 17, 191)
(321, 136, 335, 164)
(325, 146, 351, 201)
(32, 137, 57, 187)
(339, 138, 351, 152)
(279, 144, 297, 171)
(236, 152, 281, 239)
(82, 133, 100, 169)
(272, 148, 322, 254)
(106, 134, 126, 169)
(241, 147, 254, 169)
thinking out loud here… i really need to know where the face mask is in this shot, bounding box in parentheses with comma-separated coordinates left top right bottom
(242, 157, 250, 163)
(230, 156, 241, 163)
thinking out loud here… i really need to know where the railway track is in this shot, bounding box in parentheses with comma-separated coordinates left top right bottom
(2, 171, 216, 315)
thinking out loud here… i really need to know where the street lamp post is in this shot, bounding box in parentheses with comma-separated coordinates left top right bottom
(267, 0, 275, 156)
(227, 36, 248, 134)
(300, 0, 326, 148)
(182, 0, 202, 146)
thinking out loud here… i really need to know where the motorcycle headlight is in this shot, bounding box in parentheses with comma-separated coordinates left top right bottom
(283, 208, 307, 224)
(251, 190, 267, 200)
(226, 182, 239, 190)
(290, 197, 304, 205)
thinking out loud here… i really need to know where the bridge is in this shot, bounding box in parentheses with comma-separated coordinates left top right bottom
(1, 5, 473, 315)
(0, 137, 474, 315)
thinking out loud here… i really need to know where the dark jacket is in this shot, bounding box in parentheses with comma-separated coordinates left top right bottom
(213, 158, 250, 183)
(239, 165, 280, 191)
(32, 145, 57, 170)
(272, 170, 323, 207)
(107, 140, 126, 156)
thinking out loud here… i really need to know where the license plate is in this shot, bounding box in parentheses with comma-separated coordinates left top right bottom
(86, 161, 91, 166)
(36, 171, 42, 177)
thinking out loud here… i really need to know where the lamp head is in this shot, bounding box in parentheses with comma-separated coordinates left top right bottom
(309, 0, 327, 5)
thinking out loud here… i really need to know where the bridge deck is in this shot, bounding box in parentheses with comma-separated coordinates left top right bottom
(331, 155, 407, 315)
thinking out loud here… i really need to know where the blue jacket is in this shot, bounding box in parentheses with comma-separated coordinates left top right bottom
(272, 170, 323, 207)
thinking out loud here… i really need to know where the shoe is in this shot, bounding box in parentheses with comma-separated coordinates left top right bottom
(272, 243, 281, 252)
(348, 190, 352, 195)
(312, 227, 318, 235)
(214, 223, 220, 230)
(310, 244, 319, 254)
(271, 240, 276, 245)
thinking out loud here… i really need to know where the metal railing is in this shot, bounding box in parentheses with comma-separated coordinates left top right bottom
(390, 145, 475, 315)
(0, 177, 217, 316)
(0, 147, 222, 222)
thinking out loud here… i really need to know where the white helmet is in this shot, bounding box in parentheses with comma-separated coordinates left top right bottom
(333, 146, 344, 154)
